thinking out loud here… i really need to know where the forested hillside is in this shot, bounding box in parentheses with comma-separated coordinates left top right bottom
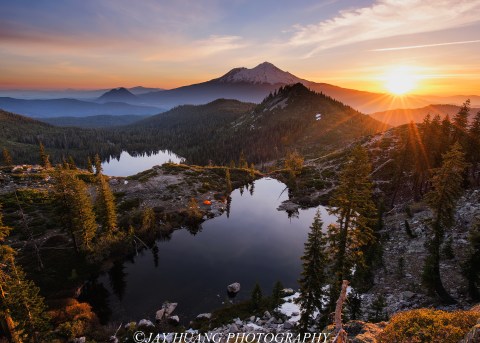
(0, 85, 387, 167)
(117, 84, 388, 165)
(0, 110, 124, 164)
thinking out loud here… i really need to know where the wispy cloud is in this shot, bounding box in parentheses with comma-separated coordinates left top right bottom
(288, 0, 480, 57)
(143, 35, 248, 62)
(371, 39, 480, 51)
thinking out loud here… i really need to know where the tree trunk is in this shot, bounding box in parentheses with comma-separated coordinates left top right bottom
(333, 280, 349, 343)
(432, 221, 456, 304)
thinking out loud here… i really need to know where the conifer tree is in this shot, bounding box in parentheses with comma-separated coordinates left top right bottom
(0, 205, 17, 342)
(238, 151, 248, 169)
(298, 210, 327, 332)
(346, 290, 362, 321)
(54, 169, 97, 251)
(284, 150, 304, 176)
(271, 281, 284, 308)
(422, 142, 467, 303)
(327, 146, 376, 311)
(68, 156, 77, 170)
(452, 100, 470, 146)
(141, 207, 156, 232)
(0, 205, 50, 341)
(94, 154, 102, 175)
(462, 220, 480, 301)
(225, 168, 232, 193)
(38, 142, 51, 168)
(96, 173, 118, 234)
(468, 111, 480, 183)
(62, 157, 69, 170)
(368, 294, 388, 323)
(440, 115, 452, 157)
(86, 157, 94, 174)
(250, 283, 263, 312)
(2, 148, 13, 167)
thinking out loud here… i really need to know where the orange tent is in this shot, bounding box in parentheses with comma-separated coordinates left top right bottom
(203, 200, 212, 205)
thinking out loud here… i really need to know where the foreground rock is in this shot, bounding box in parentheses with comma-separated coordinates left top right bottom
(168, 315, 180, 325)
(156, 302, 178, 321)
(227, 282, 241, 294)
(196, 313, 212, 320)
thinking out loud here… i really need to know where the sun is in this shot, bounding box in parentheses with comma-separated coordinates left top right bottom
(383, 66, 418, 95)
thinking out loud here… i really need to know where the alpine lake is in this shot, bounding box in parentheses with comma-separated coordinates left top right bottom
(81, 152, 336, 324)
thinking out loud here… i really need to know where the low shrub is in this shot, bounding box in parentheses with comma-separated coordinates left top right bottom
(377, 308, 480, 343)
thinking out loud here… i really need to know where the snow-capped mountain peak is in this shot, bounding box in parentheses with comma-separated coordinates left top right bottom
(216, 62, 306, 85)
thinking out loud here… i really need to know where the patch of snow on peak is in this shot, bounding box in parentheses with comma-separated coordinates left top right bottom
(218, 62, 305, 85)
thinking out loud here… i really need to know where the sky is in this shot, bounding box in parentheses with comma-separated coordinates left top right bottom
(1, 0, 480, 95)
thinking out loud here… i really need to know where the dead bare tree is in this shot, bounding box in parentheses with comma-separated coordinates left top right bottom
(14, 190, 44, 270)
(333, 280, 349, 343)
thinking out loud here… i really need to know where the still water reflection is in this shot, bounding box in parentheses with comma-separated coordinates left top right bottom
(82, 178, 336, 323)
(101, 150, 184, 177)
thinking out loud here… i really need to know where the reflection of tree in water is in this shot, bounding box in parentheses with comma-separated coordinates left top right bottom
(286, 208, 299, 220)
(187, 223, 203, 235)
(152, 245, 159, 268)
(78, 279, 112, 325)
(108, 261, 127, 301)
(157, 230, 173, 242)
(226, 196, 232, 218)
(249, 182, 255, 196)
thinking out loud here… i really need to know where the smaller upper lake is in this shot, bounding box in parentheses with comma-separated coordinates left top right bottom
(101, 150, 184, 177)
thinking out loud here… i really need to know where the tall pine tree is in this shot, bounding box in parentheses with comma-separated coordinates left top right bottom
(298, 210, 327, 332)
(86, 156, 94, 174)
(2, 148, 13, 167)
(422, 142, 467, 303)
(452, 100, 470, 148)
(0, 204, 50, 341)
(54, 168, 97, 252)
(141, 207, 156, 232)
(327, 146, 376, 311)
(468, 111, 480, 184)
(95, 172, 118, 234)
(94, 154, 102, 175)
(462, 220, 480, 301)
(38, 142, 51, 168)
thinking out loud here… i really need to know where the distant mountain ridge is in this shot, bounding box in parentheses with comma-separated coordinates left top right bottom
(136, 62, 479, 113)
(40, 114, 149, 128)
(0, 86, 163, 100)
(370, 104, 480, 127)
(0, 97, 164, 118)
(2, 62, 479, 116)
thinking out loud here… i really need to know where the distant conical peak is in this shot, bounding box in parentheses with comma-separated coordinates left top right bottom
(217, 62, 306, 85)
(98, 86, 136, 100)
(110, 87, 131, 93)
